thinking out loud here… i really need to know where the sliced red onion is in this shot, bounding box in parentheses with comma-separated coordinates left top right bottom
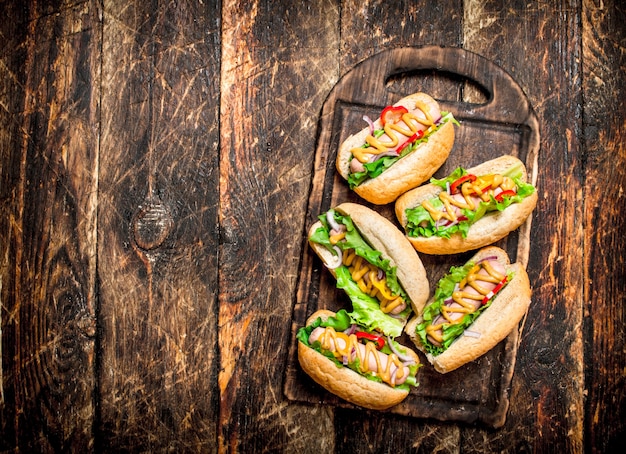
(342, 355, 349, 365)
(343, 324, 357, 335)
(387, 312, 405, 320)
(391, 363, 413, 386)
(464, 330, 482, 339)
(326, 209, 341, 232)
(437, 215, 469, 229)
(369, 150, 398, 163)
(434, 204, 451, 228)
(389, 366, 412, 387)
(325, 246, 343, 269)
(386, 335, 415, 363)
(476, 255, 498, 265)
(436, 216, 456, 228)
(434, 115, 443, 124)
(435, 217, 448, 229)
(446, 181, 451, 195)
(363, 115, 375, 135)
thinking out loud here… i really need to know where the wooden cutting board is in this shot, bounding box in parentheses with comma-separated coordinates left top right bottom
(283, 46, 539, 428)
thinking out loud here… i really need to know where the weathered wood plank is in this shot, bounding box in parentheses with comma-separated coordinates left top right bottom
(340, 0, 465, 73)
(218, 1, 340, 452)
(96, 0, 221, 450)
(0, 1, 100, 451)
(582, 1, 626, 452)
(0, 1, 33, 448)
(460, 1, 584, 451)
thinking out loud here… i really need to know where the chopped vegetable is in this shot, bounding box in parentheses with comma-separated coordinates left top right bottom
(347, 111, 459, 189)
(356, 331, 385, 350)
(450, 174, 477, 194)
(396, 130, 424, 155)
(380, 105, 408, 126)
(494, 189, 517, 202)
(481, 275, 508, 305)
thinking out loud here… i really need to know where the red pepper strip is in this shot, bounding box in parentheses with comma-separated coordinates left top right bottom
(396, 130, 424, 155)
(450, 174, 477, 194)
(495, 189, 517, 202)
(481, 275, 508, 305)
(355, 331, 385, 350)
(443, 215, 468, 227)
(380, 105, 409, 126)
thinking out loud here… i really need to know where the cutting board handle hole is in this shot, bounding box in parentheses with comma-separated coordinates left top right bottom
(385, 70, 490, 105)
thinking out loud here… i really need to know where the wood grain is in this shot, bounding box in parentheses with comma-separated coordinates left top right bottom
(96, 0, 221, 450)
(461, 1, 585, 451)
(582, 1, 626, 452)
(0, 1, 99, 451)
(217, 1, 340, 452)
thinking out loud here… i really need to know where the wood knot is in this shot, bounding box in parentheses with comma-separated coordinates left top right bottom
(132, 202, 173, 250)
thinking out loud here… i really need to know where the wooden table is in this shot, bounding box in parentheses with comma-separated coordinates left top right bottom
(1, 1, 623, 452)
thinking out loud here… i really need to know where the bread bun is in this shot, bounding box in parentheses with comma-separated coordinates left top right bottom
(395, 155, 538, 255)
(308, 202, 430, 316)
(298, 310, 420, 410)
(336, 93, 455, 205)
(405, 246, 531, 373)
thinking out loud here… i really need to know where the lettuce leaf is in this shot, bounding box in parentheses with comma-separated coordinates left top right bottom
(404, 165, 536, 239)
(336, 266, 405, 338)
(297, 309, 419, 389)
(309, 210, 411, 337)
(348, 112, 459, 189)
(413, 262, 514, 356)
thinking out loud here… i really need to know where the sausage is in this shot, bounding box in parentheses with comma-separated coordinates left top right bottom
(308, 327, 410, 386)
(427, 258, 506, 346)
(443, 184, 506, 220)
(348, 99, 441, 175)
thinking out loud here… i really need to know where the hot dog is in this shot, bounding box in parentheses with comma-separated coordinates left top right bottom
(395, 155, 538, 255)
(405, 246, 531, 373)
(297, 309, 421, 410)
(308, 202, 429, 337)
(336, 93, 458, 205)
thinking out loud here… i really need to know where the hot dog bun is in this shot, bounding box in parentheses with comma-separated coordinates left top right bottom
(395, 155, 538, 254)
(405, 246, 531, 373)
(298, 310, 421, 410)
(308, 202, 430, 317)
(336, 93, 455, 205)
